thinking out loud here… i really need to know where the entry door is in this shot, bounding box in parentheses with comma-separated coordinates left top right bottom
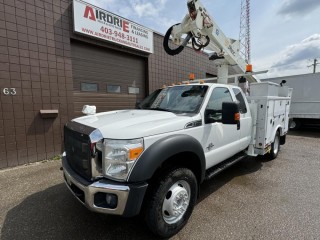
(203, 87, 241, 168)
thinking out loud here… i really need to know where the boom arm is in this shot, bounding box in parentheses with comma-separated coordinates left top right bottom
(163, 0, 248, 84)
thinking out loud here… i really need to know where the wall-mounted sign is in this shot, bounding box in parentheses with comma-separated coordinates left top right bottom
(73, 0, 154, 53)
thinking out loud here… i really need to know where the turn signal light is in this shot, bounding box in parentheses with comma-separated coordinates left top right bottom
(129, 147, 143, 161)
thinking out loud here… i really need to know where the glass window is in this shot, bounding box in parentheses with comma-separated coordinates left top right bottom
(81, 83, 98, 92)
(128, 87, 140, 95)
(138, 89, 162, 109)
(140, 85, 208, 114)
(205, 87, 233, 122)
(107, 85, 121, 93)
(232, 88, 247, 113)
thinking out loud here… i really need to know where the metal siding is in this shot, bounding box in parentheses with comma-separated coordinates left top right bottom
(71, 41, 146, 116)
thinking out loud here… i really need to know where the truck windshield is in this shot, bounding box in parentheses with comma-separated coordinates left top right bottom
(141, 85, 208, 114)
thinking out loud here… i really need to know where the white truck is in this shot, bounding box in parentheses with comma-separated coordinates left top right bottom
(62, 0, 292, 238)
(62, 81, 291, 237)
(262, 73, 320, 130)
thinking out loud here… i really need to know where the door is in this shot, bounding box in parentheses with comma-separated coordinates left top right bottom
(232, 87, 252, 150)
(202, 87, 241, 168)
(71, 41, 147, 116)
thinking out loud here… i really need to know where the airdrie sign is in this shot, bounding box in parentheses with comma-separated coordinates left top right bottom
(73, 0, 154, 53)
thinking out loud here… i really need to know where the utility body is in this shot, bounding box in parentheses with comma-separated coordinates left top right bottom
(62, 0, 292, 237)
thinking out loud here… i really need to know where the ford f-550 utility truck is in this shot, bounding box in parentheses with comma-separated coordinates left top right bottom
(62, 0, 291, 237)
(62, 81, 291, 238)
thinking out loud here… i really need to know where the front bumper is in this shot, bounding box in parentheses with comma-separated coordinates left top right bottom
(62, 156, 148, 217)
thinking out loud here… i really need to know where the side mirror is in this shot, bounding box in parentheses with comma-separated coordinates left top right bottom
(222, 102, 240, 125)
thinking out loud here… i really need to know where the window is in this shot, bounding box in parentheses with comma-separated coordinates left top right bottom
(107, 85, 121, 93)
(81, 83, 98, 92)
(232, 88, 247, 113)
(205, 87, 233, 122)
(140, 85, 208, 114)
(128, 87, 140, 95)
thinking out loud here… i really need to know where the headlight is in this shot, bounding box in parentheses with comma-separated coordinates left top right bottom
(102, 138, 144, 181)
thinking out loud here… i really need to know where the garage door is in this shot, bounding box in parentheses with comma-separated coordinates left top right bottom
(71, 41, 147, 116)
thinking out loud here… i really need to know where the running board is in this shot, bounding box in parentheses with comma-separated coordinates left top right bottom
(205, 152, 247, 181)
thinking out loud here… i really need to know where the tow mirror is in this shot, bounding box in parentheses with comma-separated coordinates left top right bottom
(222, 102, 240, 125)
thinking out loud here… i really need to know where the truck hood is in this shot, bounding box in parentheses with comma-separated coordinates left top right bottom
(73, 110, 197, 139)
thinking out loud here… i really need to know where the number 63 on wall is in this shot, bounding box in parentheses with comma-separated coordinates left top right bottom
(2, 88, 17, 96)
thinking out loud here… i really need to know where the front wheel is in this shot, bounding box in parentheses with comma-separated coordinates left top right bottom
(144, 168, 198, 238)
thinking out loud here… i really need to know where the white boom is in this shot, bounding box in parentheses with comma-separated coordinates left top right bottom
(163, 0, 260, 84)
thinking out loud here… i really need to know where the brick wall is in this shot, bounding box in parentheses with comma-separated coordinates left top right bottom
(0, 0, 74, 168)
(0, 0, 221, 169)
(148, 34, 216, 91)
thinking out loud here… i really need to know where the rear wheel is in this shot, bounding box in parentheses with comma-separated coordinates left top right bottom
(289, 119, 301, 131)
(268, 131, 280, 160)
(144, 168, 198, 238)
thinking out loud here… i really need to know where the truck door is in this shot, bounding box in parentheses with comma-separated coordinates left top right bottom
(203, 87, 241, 169)
(232, 88, 252, 150)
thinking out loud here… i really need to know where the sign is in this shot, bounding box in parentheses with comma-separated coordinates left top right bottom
(2, 88, 16, 96)
(73, 0, 154, 53)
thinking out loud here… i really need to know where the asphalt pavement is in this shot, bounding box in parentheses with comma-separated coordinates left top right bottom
(0, 128, 320, 240)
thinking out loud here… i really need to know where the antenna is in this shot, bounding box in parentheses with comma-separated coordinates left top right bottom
(239, 0, 251, 64)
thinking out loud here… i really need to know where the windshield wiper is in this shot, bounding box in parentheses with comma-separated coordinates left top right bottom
(149, 107, 173, 113)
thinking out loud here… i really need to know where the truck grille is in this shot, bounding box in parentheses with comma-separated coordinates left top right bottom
(64, 125, 93, 181)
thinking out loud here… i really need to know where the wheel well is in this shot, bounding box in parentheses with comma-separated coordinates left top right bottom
(149, 152, 202, 185)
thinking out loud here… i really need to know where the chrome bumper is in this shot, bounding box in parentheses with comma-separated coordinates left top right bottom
(63, 158, 130, 215)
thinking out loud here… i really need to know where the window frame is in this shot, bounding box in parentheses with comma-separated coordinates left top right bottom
(205, 87, 234, 123)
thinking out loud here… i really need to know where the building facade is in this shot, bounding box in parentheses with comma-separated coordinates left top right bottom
(0, 0, 217, 168)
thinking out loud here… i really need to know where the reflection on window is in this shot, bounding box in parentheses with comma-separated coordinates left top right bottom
(107, 85, 121, 93)
(81, 83, 98, 92)
(206, 87, 233, 122)
(128, 87, 140, 95)
(147, 85, 208, 114)
(232, 88, 247, 113)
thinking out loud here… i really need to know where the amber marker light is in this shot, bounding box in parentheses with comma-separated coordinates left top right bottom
(235, 113, 240, 121)
(189, 73, 195, 80)
(246, 64, 253, 72)
(129, 147, 144, 161)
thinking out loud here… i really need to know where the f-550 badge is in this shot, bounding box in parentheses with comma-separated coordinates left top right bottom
(206, 143, 214, 151)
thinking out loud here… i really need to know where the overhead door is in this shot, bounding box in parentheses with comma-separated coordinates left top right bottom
(71, 41, 147, 116)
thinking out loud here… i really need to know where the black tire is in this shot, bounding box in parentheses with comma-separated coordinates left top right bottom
(268, 131, 280, 160)
(163, 24, 192, 56)
(144, 168, 198, 238)
(289, 119, 301, 131)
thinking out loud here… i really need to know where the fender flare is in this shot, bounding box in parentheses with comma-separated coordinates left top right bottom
(128, 134, 206, 183)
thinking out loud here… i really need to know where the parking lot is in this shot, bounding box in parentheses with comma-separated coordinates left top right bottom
(0, 128, 320, 240)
